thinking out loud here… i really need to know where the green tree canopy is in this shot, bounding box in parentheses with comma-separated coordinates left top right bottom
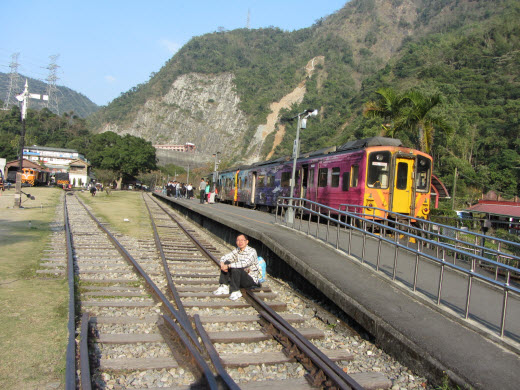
(86, 131, 157, 179)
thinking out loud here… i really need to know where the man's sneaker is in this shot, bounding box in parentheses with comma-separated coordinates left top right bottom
(213, 284, 229, 295)
(229, 291, 242, 301)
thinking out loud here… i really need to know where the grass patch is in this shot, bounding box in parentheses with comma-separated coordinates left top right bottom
(0, 187, 68, 389)
(77, 190, 152, 239)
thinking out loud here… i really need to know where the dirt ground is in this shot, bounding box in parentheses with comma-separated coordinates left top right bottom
(0, 187, 68, 389)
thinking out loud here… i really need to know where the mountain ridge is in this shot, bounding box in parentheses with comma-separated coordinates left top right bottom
(0, 72, 99, 118)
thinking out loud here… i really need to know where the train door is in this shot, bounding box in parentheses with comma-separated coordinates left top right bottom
(300, 165, 309, 199)
(392, 157, 415, 215)
(251, 172, 257, 203)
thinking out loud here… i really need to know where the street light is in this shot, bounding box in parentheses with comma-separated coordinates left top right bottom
(286, 109, 318, 224)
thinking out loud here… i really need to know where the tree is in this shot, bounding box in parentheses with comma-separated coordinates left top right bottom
(85, 132, 157, 185)
(363, 87, 408, 137)
(363, 87, 450, 154)
(400, 90, 450, 154)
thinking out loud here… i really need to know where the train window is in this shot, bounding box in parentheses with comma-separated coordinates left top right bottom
(367, 152, 390, 189)
(331, 167, 340, 187)
(342, 172, 350, 191)
(258, 175, 265, 188)
(416, 156, 431, 192)
(351, 165, 359, 187)
(267, 174, 275, 187)
(396, 162, 408, 190)
(244, 177, 248, 188)
(318, 168, 328, 187)
(281, 172, 291, 187)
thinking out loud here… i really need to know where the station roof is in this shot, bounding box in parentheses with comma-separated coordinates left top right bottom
(466, 200, 520, 218)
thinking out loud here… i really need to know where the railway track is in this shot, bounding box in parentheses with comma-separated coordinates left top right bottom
(60, 191, 424, 389)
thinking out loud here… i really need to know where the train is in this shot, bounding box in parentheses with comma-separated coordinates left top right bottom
(21, 167, 49, 186)
(216, 137, 433, 220)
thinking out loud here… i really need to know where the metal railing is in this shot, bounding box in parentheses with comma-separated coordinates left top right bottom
(338, 203, 520, 270)
(275, 197, 520, 340)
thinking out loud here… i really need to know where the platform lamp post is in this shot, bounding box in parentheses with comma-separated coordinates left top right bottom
(14, 80, 48, 208)
(212, 152, 221, 190)
(286, 109, 318, 224)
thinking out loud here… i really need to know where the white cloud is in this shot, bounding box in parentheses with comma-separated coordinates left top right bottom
(159, 39, 181, 54)
(105, 75, 116, 83)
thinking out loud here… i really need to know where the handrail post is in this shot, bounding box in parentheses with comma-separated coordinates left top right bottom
(465, 259, 475, 319)
(437, 250, 446, 305)
(326, 210, 330, 243)
(500, 271, 510, 338)
(392, 232, 399, 280)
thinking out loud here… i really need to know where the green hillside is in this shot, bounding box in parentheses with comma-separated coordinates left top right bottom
(91, 0, 520, 203)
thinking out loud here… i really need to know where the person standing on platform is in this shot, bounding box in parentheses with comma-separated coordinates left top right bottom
(213, 234, 261, 300)
(186, 183, 193, 199)
(199, 178, 206, 204)
(205, 182, 211, 203)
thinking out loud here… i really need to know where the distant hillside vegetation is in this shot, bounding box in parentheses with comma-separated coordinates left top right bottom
(0, 73, 99, 118)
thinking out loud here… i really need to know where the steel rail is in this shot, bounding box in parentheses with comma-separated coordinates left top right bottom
(147, 193, 222, 266)
(160, 315, 219, 390)
(258, 310, 363, 390)
(152, 194, 365, 389)
(141, 193, 201, 346)
(64, 193, 78, 390)
(72, 194, 222, 386)
(79, 312, 92, 390)
(193, 314, 241, 390)
(145, 194, 240, 389)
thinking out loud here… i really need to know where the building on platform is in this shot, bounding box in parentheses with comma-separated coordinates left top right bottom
(22, 145, 89, 173)
(153, 143, 196, 152)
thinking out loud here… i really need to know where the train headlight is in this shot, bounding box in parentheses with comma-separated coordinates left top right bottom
(423, 208, 429, 214)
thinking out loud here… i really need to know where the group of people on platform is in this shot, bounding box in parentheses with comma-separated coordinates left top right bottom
(198, 178, 218, 204)
(166, 180, 194, 199)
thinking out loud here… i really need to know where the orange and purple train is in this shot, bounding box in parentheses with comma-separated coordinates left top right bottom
(217, 137, 433, 220)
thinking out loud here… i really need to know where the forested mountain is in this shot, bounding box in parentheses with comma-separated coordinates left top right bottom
(0, 73, 99, 118)
(90, 0, 520, 204)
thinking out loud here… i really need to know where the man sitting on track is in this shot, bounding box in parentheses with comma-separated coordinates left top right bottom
(213, 234, 261, 300)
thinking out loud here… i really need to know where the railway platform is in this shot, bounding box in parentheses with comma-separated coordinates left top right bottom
(153, 193, 519, 390)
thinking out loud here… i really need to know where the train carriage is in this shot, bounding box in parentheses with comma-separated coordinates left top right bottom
(217, 137, 432, 220)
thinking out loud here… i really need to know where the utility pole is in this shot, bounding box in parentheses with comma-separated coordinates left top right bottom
(2, 53, 20, 111)
(46, 54, 60, 115)
(14, 80, 48, 208)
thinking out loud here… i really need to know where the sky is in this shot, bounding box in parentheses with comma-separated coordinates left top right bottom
(0, 1, 348, 107)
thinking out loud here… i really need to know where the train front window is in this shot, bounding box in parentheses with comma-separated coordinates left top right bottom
(416, 156, 431, 192)
(258, 175, 265, 188)
(367, 152, 390, 189)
